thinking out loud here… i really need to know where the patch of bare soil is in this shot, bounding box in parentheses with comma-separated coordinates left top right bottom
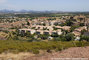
(25, 46, 89, 60)
(0, 53, 34, 60)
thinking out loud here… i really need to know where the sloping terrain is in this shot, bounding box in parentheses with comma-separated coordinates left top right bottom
(0, 46, 89, 60)
(25, 46, 89, 60)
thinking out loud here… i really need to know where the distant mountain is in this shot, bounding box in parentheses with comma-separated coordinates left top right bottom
(0, 9, 63, 14)
(0, 9, 15, 13)
(0, 9, 89, 14)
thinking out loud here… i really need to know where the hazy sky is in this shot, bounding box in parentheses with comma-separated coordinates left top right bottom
(0, 0, 89, 11)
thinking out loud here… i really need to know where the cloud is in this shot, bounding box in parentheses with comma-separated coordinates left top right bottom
(0, 0, 7, 3)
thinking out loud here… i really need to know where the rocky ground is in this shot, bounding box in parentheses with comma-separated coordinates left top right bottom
(0, 46, 89, 60)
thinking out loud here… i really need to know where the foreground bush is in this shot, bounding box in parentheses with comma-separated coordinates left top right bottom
(32, 49, 39, 54)
(0, 40, 88, 54)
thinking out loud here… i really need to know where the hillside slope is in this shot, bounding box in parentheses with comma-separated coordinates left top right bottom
(25, 46, 89, 60)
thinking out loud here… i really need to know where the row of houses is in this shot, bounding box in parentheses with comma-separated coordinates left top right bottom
(19, 29, 62, 35)
(72, 26, 88, 36)
(30, 25, 71, 31)
(28, 19, 65, 26)
(19, 25, 71, 36)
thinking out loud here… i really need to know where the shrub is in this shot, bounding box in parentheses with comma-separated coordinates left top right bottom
(80, 35, 89, 41)
(47, 49, 52, 53)
(65, 33, 75, 41)
(32, 49, 39, 54)
(76, 41, 84, 47)
(55, 47, 63, 52)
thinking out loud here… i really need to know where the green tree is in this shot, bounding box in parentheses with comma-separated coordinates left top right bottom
(80, 23, 85, 26)
(65, 33, 75, 41)
(66, 20, 73, 26)
(80, 35, 89, 41)
(81, 29, 87, 35)
(27, 21, 30, 25)
(38, 34, 49, 40)
(70, 26, 79, 32)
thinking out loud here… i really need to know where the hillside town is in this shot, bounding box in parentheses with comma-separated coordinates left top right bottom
(0, 14, 89, 41)
(0, 0, 89, 59)
(0, 13, 89, 60)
